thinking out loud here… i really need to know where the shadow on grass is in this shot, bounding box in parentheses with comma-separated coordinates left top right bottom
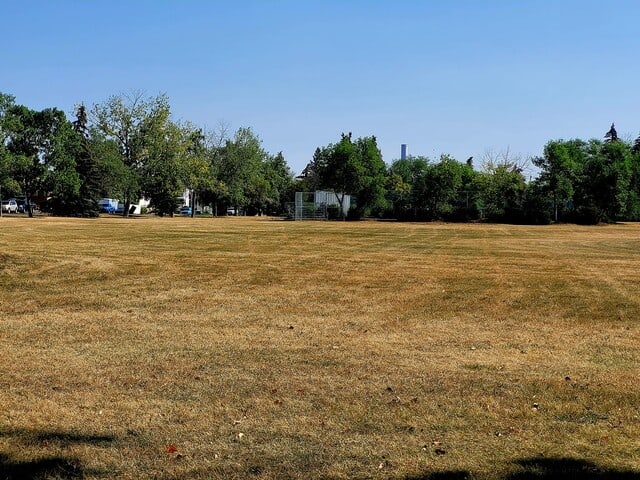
(406, 457, 640, 480)
(0, 428, 116, 479)
(407, 472, 472, 480)
(0, 453, 84, 480)
(146, 456, 640, 480)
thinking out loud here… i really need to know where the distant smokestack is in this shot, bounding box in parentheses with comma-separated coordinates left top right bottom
(401, 144, 407, 160)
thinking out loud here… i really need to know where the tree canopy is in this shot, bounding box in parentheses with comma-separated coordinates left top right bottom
(3, 90, 640, 226)
(311, 133, 387, 218)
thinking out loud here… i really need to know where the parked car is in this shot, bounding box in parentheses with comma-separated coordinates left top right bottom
(98, 198, 118, 214)
(99, 203, 116, 214)
(227, 207, 237, 216)
(179, 206, 192, 216)
(1, 199, 18, 213)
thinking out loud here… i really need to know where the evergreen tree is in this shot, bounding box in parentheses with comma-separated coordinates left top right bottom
(604, 123, 618, 143)
(70, 105, 100, 216)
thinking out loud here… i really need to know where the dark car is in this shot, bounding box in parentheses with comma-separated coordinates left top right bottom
(15, 197, 37, 213)
(100, 204, 116, 214)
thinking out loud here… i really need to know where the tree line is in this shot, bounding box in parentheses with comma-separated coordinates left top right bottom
(297, 124, 640, 225)
(0, 91, 295, 218)
(2, 90, 640, 224)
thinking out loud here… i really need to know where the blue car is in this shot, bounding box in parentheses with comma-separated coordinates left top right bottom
(179, 206, 192, 216)
(100, 204, 116, 214)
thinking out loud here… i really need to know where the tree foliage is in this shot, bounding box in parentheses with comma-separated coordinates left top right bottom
(4, 89, 640, 227)
(312, 133, 387, 218)
(532, 140, 580, 222)
(2, 104, 80, 216)
(533, 135, 636, 224)
(212, 127, 293, 215)
(475, 163, 527, 223)
(91, 91, 170, 216)
(387, 155, 477, 221)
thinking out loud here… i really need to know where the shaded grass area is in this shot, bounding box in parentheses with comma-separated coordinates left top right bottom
(1, 217, 639, 479)
(0, 428, 115, 479)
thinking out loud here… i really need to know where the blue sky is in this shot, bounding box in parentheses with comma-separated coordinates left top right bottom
(3, 0, 640, 175)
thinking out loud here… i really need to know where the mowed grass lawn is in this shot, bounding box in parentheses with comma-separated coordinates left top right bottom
(1, 216, 639, 480)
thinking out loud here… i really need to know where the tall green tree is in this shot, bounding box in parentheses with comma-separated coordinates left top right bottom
(71, 105, 101, 216)
(387, 155, 430, 220)
(89, 133, 131, 202)
(297, 148, 324, 192)
(351, 135, 387, 217)
(46, 105, 102, 217)
(260, 151, 295, 215)
(573, 139, 632, 223)
(315, 133, 387, 219)
(181, 126, 211, 217)
(0, 93, 16, 203)
(3, 105, 75, 217)
(91, 91, 170, 216)
(139, 111, 189, 216)
(43, 112, 83, 216)
(421, 155, 474, 221)
(387, 155, 478, 221)
(475, 163, 527, 223)
(628, 133, 640, 220)
(215, 127, 268, 213)
(533, 140, 582, 222)
(194, 125, 231, 216)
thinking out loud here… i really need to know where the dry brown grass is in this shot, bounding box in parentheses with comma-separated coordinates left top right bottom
(1, 216, 639, 479)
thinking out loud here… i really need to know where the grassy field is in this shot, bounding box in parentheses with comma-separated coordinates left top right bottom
(1, 216, 639, 480)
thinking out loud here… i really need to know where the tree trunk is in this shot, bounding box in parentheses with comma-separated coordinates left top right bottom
(123, 197, 131, 218)
(25, 190, 33, 218)
(337, 193, 346, 221)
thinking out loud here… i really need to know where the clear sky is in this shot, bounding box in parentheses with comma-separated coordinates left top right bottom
(3, 0, 639, 175)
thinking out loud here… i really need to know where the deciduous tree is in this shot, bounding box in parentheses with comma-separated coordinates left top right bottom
(139, 110, 189, 216)
(91, 91, 170, 216)
(215, 127, 268, 213)
(3, 105, 75, 217)
(315, 133, 387, 219)
(533, 140, 582, 222)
